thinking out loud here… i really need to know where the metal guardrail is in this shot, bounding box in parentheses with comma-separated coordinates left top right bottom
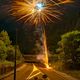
(0, 65, 13, 80)
(0, 63, 23, 80)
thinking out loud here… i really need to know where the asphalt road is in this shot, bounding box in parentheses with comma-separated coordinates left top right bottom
(1, 63, 78, 80)
(1, 64, 33, 80)
(39, 67, 78, 80)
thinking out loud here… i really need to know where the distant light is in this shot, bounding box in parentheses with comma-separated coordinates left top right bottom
(35, 2, 45, 11)
(36, 3, 43, 9)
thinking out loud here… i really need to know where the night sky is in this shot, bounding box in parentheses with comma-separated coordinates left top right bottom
(0, 0, 80, 53)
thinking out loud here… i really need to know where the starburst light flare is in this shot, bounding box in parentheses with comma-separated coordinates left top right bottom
(11, 0, 72, 25)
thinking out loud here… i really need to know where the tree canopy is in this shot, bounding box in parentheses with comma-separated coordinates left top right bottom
(57, 30, 80, 69)
(0, 30, 22, 61)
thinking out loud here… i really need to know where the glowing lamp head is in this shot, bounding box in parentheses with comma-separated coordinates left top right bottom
(35, 2, 45, 11)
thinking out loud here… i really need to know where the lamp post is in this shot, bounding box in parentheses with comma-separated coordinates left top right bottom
(14, 28, 18, 80)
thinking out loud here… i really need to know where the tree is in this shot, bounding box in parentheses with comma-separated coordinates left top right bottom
(0, 30, 11, 61)
(16, 45, 23, 60)
(0, 30, 11, 46)
(6, 45, 15, 61)
(57, 31, 80, 69)
(0, 40, 7, 61)
(0, 30, 22, 61)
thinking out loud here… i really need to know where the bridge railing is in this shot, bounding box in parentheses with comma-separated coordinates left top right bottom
(23, 55, 40, 63)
